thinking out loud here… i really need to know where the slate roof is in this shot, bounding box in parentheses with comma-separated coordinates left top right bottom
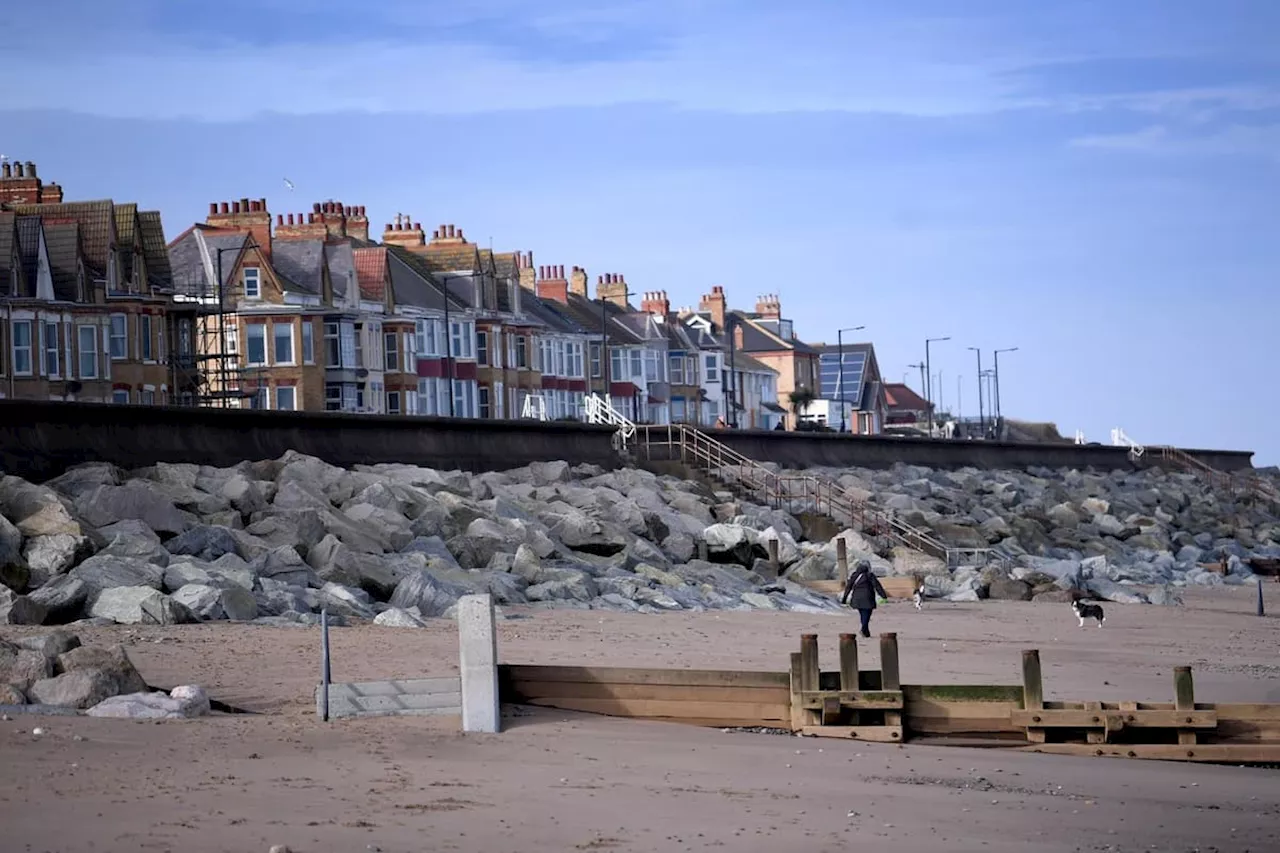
(353, 246, 388, 300)
(167, 227, 249, 298)
(728, 310, 819, 354)
(493, 251, 519, 313)
(522, 293, 590, 335)
(136, 211, 172, 290)
(323, 241, 357, 301)
(11, 200, 115, 275)
(557, 292, 645, 345)
(42, 220, 84, 302)
(271, 240, 325, 295)
(730, 350, 775, 375)
(415, 244, 480, 275)
(114, 203, 138, 283)
(385, 246, 468, 312)
(0, 211, 14, 296)
(15, 215, 42, 292)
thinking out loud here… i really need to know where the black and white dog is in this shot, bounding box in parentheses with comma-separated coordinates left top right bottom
(1072, 598, 1105, 628)
(912, 583, 925, 611)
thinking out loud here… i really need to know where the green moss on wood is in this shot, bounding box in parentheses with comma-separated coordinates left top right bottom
(912, 684, 1025, 703)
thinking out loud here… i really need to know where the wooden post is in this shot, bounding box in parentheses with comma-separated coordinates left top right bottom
(697, 539, 709, 561)
(1174, 666, 1197, 745)
(1258, 577, 1266, 617)
(1021, 649, 1045, 743)
(767, 538, 780, 578)
(879, 632, 902, 728)
(838, 633, 859, 691)
(319, 606, 331, 722)
(789, 652, 806, 731)
(799, 634, 820, 692)
(836, 538, 849, 582)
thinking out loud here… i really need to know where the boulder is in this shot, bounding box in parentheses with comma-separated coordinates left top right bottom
(57, 644, 148, 695)
(248, 545, 317, 588)
(98, 531, 171, 567)
(0, 683, 25, 704)
(27, 575, 89, 623)
(0, 512, 27, 592)
(0, 476, 82, 537)
(69, 554, 165, 599)
(73, 482, 197, 536)
(388, 570, 467, 617)
(373, 607, 428, 628)
(0, 644, 53, 691)
(165, 525, 242, 562)
(87, 685, 211, 719)
(29, 670, 117, 709)
(219, 585, 259, 621)
(0, 587, 48, 625)
(702, 523, 761, 566)
(22, 533, 90, 585)
(170, 584, 225, 620)
(15, 630, 81, 658)
(89, 586, 196, 625)
(986, 575, 1034, 602)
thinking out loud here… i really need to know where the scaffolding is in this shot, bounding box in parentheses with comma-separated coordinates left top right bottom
(172, 256, 253, 409)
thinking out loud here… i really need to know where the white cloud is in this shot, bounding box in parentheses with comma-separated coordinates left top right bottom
(1070, 123, 1280, 160)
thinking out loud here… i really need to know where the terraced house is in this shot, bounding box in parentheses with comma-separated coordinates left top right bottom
(0, 160, 196, 405)
(520, 263, 593, 420)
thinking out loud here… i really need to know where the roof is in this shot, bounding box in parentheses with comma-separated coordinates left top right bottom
(0, 212, 14, 296)
(10, 200, 115, 274)
(271, 240, 325, 295)
(385, 245, 468, 312)
(522, 293, 591, 335)
(730, 350, 777, 375)
(730, 311, 819, 354)
(414, 243, 480, 275)
(811, 341, 873, 358)
(353, 246, 388, 300)
(557, 292, 646, 345)
(493, 251, 520, 313)
(136, 211, 172, 291)
(42, 220, 83, 301)
(884, 382, 931, 411)
(114, 203, 138, 284)
(323, 241, 357, 301)
(15, 215, 41, 292)
(167, 227, 249, 298)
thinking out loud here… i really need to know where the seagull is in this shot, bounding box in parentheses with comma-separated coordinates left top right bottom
(282, 177, 295, 190)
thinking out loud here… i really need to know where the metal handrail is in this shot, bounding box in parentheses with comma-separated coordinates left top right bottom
(635, 423, 987, 565)
(1158, 445, 1280, 506)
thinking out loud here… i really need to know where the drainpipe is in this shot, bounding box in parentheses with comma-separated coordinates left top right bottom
(5, 302, 13, 399)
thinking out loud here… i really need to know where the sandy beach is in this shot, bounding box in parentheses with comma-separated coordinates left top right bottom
(3, 586, 1278, 852)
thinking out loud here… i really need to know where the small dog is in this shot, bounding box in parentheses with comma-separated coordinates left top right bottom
(1072, 598, 1105, 628)
(912, 584, 925, 611)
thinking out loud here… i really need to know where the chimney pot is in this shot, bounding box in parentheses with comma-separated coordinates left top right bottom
(233, 201, 242, 213)
(314, 202, 323, 213)
(439, 223, 447, 237)
(447, 224, 455, 238)
(433, 229, 440, 239)
(385, 223, 393, 232)
(11, 163, 22, 178)
(359, 205, 366, 215)
(598, 275, 604, 285)
(260, 197, 267, 210)
(1, 162, 10, 178)
(25, 162, 36, 178)
(308, 213, 315, 224)
(276, 214, 283, 225)
(248, 200, 257, 212)
(240, 197, 249, 211)
(209, 202, 218, 214)
(413, 222, 421, 231)
(287, 213, 294, 225)
(220, 202, 229, 214)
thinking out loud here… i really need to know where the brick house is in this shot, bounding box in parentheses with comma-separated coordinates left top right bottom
(519, 263, 592, 420)
(638, 290, 705, 424)
(1, 161, 194, 405)
(809, 342, 888, 434)
(883, 382, 933, 431)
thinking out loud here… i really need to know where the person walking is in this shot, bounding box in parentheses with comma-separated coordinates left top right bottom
(841, 558, 888, 638)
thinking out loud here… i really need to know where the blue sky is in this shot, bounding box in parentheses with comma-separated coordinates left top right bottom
(4, 0, 1279, 462)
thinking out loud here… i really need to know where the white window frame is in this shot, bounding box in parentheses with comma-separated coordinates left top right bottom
(141, 384, 156, 406)
(11, 319, 33, 376)
(476, 330, 489, 366)
(324, 383, 343, 412)
(387, 390, 401, 415)
(42, 321, 60, 378)
(243, 267, 261, 299)
(704, 353, 720, 382)
(140, 314, 154, 362)
(478, 385, 491, 418)
(272, 321, 295, 366)
(77, 325, 98, 379)
(112, 389, 129, 404)
(275, 385, 297, 411)
(245, 323, 268, 366)
(109, 314, 128, 360)
(301, 320, 314, 364)
(384, 330, 399, 371)
(324, 322, 340, 366)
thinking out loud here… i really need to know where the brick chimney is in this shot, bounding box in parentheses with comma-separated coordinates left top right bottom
(345, 205, 369, 242)
(699, 285, 727, 330)
(207, 197, 273, 257)
(381, 213, 425, 248)
(517, 251, 536, 293)
(755, 293, 781, 319)
(596, 273, 631, 308)
(0, 160, 62, 205)
(569, 265, 588, 297)
(274, 210, 329, 242)
(427, 223, 470, 247)
(535, 264, 569, 304)
(640, 290, 670, 317)
(312, 201, 347, 239)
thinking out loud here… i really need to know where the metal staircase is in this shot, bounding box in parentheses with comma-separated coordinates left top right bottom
(584, 393, 636, 452)
(1157, 445, 1280, 506)
(627, 419, 992, 568)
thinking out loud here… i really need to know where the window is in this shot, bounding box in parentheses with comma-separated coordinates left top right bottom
(243, 267, 261, 299)
(590, 342, 601, 378)
(77, 326, 98, 378)
(669, 353, 684, 385)
(324, 383, 342, 411)
(610, 349, 625, 382)
(686, 355, 699, 385)
(642, 350, 660, 382)
(630, 350, 643, 379)
(478, 386, 491, 418)
(324, 322, 340, 366)
(704, 353, 720, 382)
(340, 322, 356, 367)
(140, 315, 154, 361)
(246, 323, 267, 366)
(249, 387, 268, 410)
(112, 389, 129, 404)
(275, 386, 296, 411)
(452, 379, 474, 418)
(476, 331, 489, 366)
(13, 320, 35, 374)
(109, 314, 127, 360)
(555, 342, 566, 377)
(450, 321, 472, 359)
(273, 322, 294, 365)
(156, 317, 166, 363)
(43, 321, 59, 377)
(225, 326, 238, 355)
(354, 324, 364, 368)
(141, 387, 155, 406)
(178, 319, 193, 358)
(301, 321, 314, 364)
(415, 319, 439, 357)
(419, 379, 436, 415)
(343, 384, 358, 411)
(356, 385, 366, 410)
(516, 336, 527, 368)
(384, 331, 399, 371)
(387, 391, 401, 415)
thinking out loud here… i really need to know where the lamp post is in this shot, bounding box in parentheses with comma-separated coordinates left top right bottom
(836, 325, 865, 433)
(434, 272, 472, 418)
(993, 346, 1018, 430)
(968, 346, 984, 435)
(924, 336, 950, 436)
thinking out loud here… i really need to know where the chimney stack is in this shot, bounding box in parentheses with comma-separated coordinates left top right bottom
(382, 217, 425, 248)
(641, 290, 671, 317)
(597, 273, 630, 308)
(206, 196, 274, 258)
(699, 285, 728, 331)
(570, 266, 588, 297)
(534, 263, 569, 304)
(0, 158, 55, 204)
(754, 293, 781, 319)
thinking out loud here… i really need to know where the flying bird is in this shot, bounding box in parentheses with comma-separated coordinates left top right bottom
(283, 178, 295, 190)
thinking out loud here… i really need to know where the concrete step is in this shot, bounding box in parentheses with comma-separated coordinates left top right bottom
(316, 676, 462, 719)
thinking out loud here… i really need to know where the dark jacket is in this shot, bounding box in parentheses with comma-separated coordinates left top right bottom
(841, 567, 888, 610)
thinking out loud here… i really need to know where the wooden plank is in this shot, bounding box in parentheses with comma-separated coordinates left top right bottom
(519, 696, 791, 724)
(789, 653, 805, 731)
(1083, 701, 1106, 744)
(880, 633, 902, 729)
(1021, 649, 1046, 744)
(1016, 743, 1280, 763)
(798, 691, 904, 710)
(799, 635, 820, 692)
(801, 725, 904, 743)
(1011, 710, 1217, 729)
(836, 538, 849, 583)
(1174, 666, 1197, 746)
(903, 684, 1026, 704)
(509, 681, 790, 705)
(501, 665, 789, 689)
(838, 633, 859, 693)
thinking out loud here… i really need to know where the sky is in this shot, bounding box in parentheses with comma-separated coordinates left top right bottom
(4, 0, 1279, 463)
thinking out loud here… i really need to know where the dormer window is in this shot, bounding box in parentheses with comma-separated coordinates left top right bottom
(243, 267, 261, 299)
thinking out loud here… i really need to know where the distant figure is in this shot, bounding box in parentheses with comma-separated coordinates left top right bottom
(714, 416, 727, 429)
(841, 559, 889, 638)
(774, 420, 786, 431)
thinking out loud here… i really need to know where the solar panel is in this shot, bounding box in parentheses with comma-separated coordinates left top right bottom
(819, 351, 865, 399)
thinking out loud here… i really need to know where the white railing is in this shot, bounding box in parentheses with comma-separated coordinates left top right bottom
(584, 393, 636, 449)
(521, 394, 548, 422)
(1074, 430, 1087, 444)
(1111, 427, 1144, 460)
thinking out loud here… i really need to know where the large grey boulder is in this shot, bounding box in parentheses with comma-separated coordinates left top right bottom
(90, 586, 196, 625)
(374, 607, 428, 628)
(166, 525, 241, 561)
(73, 482, 197, 536)
(98, 530, 171, 567)
(170, 584, 225, 620)
(0, 643, 54, 692)
(22, 533, 91, 585)
(29, 669, 118, 709)
(0, 512, 26, 592)
(69, 554, 165, 599)
(0, 587, 47, 625)
(248, 545, 317, 588)
(388, 570, 467, 617)
(0, 476, 83, 537)
(58, 644, 148, 695)
(27, 575, 89, 623)
(16, 630, 81, 658)
(986, 575, 1034, 602)
(87, 685, 211, 719)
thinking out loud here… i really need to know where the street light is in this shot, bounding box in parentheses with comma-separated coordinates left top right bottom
(968, 346, 984, 435)
(992, 346, 1018, 429)
(836, 325, 865, 433)
(433, 272, 472, 418)
(924, 336, 950, 435)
